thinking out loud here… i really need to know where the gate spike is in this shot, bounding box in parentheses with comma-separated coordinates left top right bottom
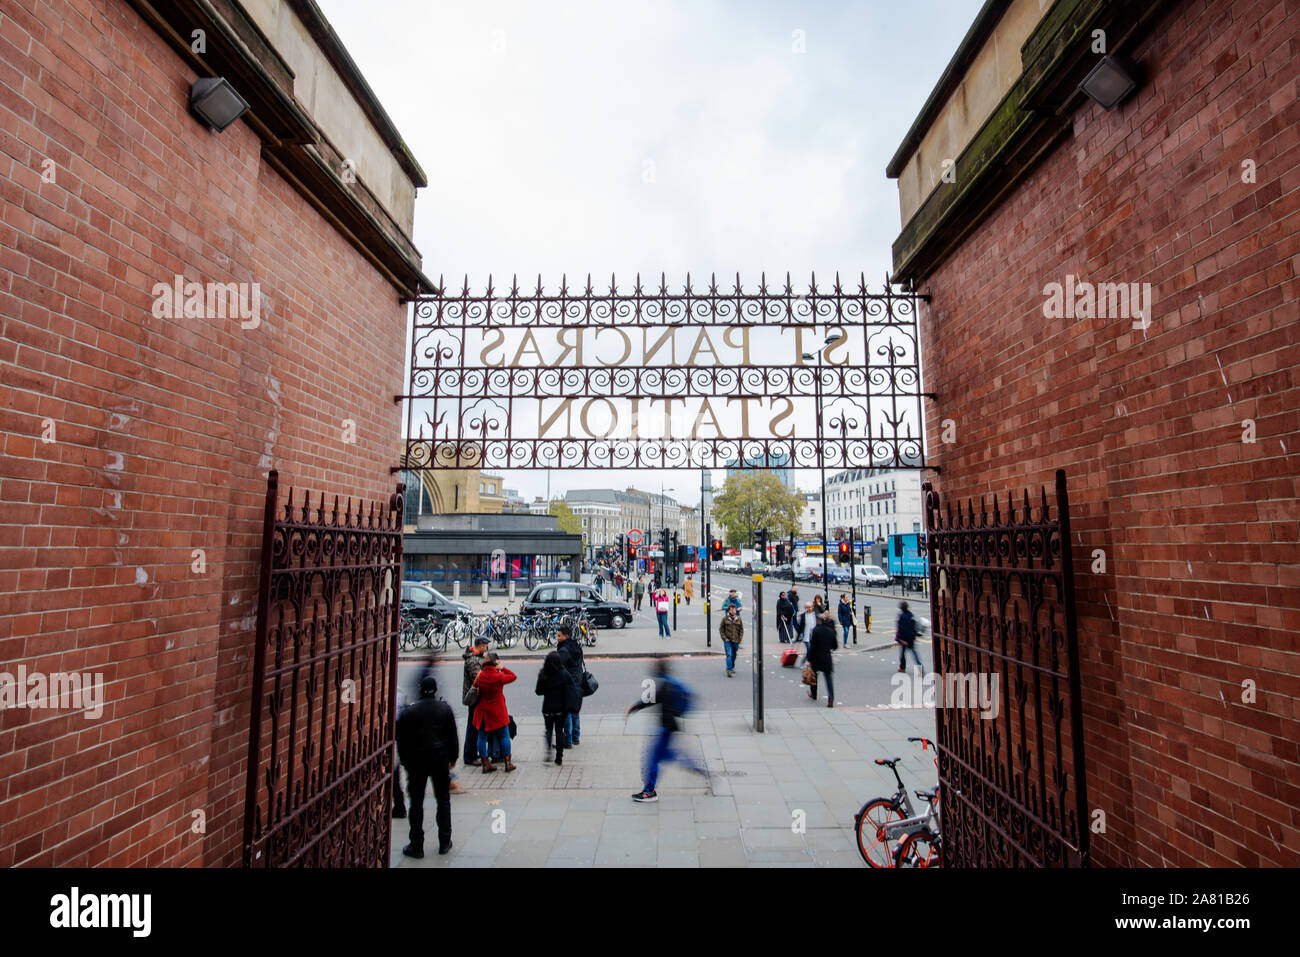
(835, 271, 842, 294)
(810, 271, 817, 296)
(1040, 485, 1048, 522)
(346, 496, 353, 526)
(660, 272, 668, 296)
(1024, 488, 1032, 524)
(460, 275, 470, 297)
(760, 271, 767, 295)
(980, 495, 987, 527)
(735, 271, 742, 295)
(859, 272, 867, 296)
(610, 272, 616, 295)
(536, 274, 544, 296)
(332, 495, 339, 524)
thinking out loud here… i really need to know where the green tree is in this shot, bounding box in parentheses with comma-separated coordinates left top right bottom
(549, 499, 584, 552)
(712, 472, 802, 548)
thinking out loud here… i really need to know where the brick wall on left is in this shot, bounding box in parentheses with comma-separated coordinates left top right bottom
(0, 0, 408, 866)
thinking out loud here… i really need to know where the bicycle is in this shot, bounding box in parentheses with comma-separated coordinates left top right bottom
(522, 613, 558, 651)
(854, 736, 940, 867)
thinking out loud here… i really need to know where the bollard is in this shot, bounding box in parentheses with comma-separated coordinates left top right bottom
(673, 591, 679, 630)
(481, 580, 489, 604)
(452, 581, 460, 602)
(508, 580, 515, 603)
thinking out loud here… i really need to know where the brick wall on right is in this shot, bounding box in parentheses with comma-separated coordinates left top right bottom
(918, 0, 1299, 866)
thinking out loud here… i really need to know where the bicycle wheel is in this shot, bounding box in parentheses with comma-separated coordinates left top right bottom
(855, 798, 906, 867)
(895, 829, 941, 868)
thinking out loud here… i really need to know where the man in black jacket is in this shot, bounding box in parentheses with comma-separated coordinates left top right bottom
(556, 625, 585, 746)
(396, 674, 459, 857)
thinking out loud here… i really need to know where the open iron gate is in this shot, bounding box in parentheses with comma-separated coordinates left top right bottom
(922, 469, 1089, 867)
(243, 471, 405, 867)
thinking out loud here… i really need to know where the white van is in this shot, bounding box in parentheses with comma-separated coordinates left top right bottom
(719, 555, 743, 572)
(794, 555, 836, 578)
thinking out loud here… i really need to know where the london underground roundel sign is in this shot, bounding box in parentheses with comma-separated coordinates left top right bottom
(627, 530, 643, 545)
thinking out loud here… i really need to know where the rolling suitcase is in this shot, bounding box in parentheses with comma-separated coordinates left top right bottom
(780, 645, 799, 668)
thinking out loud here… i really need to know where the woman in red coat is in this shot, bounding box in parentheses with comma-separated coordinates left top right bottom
(470, 653, 517, 772)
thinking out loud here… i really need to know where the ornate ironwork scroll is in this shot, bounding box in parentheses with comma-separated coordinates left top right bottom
(399, 273, 928, 471)
(243, 471, 404, 868)
(923, 469, 1088, 867)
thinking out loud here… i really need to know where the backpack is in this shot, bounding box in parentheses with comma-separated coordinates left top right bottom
(662, 675, 692, 717)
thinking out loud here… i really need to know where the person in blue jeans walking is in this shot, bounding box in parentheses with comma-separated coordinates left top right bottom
(837, 594, 855, 645)
(719, 604, 743, 677)
(654, 587, 672, 638)
(626, 659, 706, 802)
(896, 601, 923, 671)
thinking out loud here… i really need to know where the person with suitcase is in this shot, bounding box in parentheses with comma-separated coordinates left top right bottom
(776, 591, 794, 644)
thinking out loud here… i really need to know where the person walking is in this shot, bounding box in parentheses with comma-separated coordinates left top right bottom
(806, 612, 838, 707)
(392, 682, 408, 818)
(536, 651, 580, 766)
(775, 591, 794, 644)
(396, 674, 459, 857)
(461, 636, 489, 768)
(896, 601, 924, 673)
(793, 600, 811, 647)
(654, 587, 672, 638)
(625, 659, 707, 802)
(721, 588, 741, 615)
(837, 593, 854, 645)
(634, 576, 646, 612)
(812, 592, 826, 617)
(469, 653, 516, 773)
(556, 624, 586, 745)
(682, 574, 694, 606)
(719, 604, 743, 677)
(787, 585, 800, 616)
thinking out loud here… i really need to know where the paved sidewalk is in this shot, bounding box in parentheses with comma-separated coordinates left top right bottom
(390, 705, 937, 867)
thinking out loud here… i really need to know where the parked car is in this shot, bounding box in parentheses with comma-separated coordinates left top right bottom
(522, 581, 633, 629)
(408, 581, 472, 616)
(855, 565, 891, 586)
(827, 566, 852, 584)
(401, 581, 451, 626)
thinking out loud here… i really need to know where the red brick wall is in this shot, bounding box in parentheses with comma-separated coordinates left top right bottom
(919, 0, 1299, 865)
(0, 0, 409, 865)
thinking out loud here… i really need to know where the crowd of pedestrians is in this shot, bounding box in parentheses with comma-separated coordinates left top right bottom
(393, 586, 927, 853)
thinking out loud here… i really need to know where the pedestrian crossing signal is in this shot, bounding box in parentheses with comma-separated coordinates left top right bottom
(710, 539, 723, 561)
(838, 540, 850, 558)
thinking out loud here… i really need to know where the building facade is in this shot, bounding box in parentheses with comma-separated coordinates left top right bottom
(825, 468, 924, 542)
(1, 0, 428, 866)
(889, 0, 1298, 866)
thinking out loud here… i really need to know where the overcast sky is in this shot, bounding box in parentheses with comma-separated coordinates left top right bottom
(317, 0, 982, 506)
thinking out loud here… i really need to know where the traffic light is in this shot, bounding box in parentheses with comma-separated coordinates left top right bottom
(710, 538, 724, 561)
(617, 534, 625, 556)
(677, 544, 691, 563)
(628, 546, 637, 560)
(838, 540, 850, 559)
(756, 528, 768, 561)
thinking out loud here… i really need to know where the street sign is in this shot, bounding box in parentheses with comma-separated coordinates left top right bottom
(627, 529, 643, 545)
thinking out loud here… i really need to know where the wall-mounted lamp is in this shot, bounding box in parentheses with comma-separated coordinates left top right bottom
(190, 77, 249, 132)
(1078, 55, 1138, 110)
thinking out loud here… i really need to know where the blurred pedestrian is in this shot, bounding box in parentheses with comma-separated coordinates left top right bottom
(396, 674, 458, 857)
(813, 593, 826, 617)
(896, 601, 923, 672)
(626, 659, 706, 802)
(721, 588, 741, 615)
(536, 651, 580, 766)
(806, 612, 838, 708)
(683, 574, 694, 605)
(634, 575, 646, 611)
(470, 653, 516, 773)
(719, 603, 743, 677)
(837, 593, 854, 645)
(556, 624, 586, 745)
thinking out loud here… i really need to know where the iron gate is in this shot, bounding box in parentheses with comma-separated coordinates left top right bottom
(243, 471, 405, 867)
(922, 469, 1088, 867)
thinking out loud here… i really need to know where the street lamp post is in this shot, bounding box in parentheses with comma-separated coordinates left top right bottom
(803, 336, 836, 608)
